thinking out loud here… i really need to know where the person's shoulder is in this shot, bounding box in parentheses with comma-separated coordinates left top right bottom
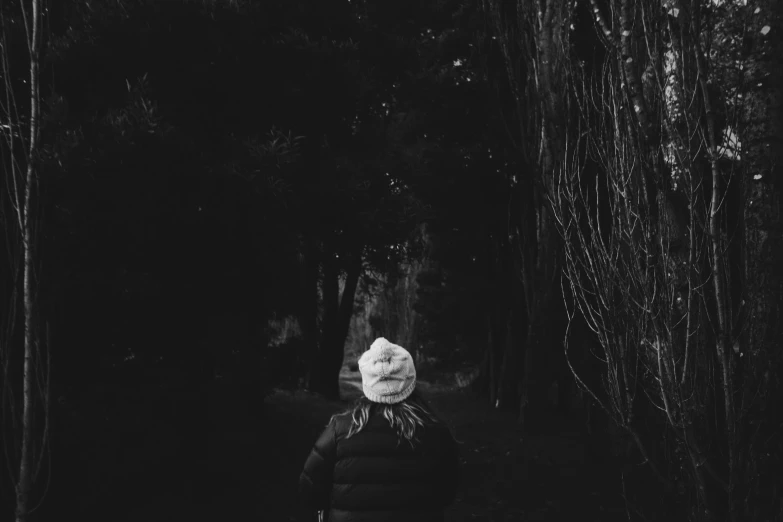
(328, 410, 353, 436)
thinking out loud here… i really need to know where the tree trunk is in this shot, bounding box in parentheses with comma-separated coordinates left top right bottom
(738, 1, 783, 517)
(496, 311, 516, 410)
(300, 238, 320, 389)
(691, 15, 738, 515)
(482, 0, 570, 425)
(309, 250, 363, 400)
(473, 316, 493, 397)
(15, 0, 42, 520)
(16, 184, 34, 522)
(518, 321, 534, 428)
(310, 252, 339, 397)
(487, 310, 502, 408)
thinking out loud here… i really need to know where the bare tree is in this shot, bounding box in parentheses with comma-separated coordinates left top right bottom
(553, 0, 782, 520)
(480, 0, 575, 425)
(0, 0, 50, 520)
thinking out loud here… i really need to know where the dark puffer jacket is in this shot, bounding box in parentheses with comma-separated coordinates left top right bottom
(299, 409, 460, 522)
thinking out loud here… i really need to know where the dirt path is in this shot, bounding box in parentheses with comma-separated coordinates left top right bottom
(213, 365, 628, 521)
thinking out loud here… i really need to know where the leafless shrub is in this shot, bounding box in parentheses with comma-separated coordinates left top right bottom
(552, 1, 782, 520)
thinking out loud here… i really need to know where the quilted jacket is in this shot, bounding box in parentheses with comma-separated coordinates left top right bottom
(299, 408, 460, 522)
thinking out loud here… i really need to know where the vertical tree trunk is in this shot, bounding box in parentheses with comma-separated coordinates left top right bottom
(487, 309, 507, 408)
(691, 19, 737, 517)
(518, 320, 534, 427)
(15, 1, 41, 520)
(738, 1, 783, 517)
(310, 252, 339, 397)
(496, 311, 516, 410)
(329, 251, 362, 389)
(309, 250, 362, 400)
(482, 0, 570, 423)
(16, 193, 34, 522)
(300, 238, 320, 389)
(474, 313, 493, 397)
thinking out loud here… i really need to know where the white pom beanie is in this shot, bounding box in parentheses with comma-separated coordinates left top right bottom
(358, 337, 417, 404)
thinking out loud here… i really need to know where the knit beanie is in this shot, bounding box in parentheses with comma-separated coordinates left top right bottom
(358, 337, 417, 404)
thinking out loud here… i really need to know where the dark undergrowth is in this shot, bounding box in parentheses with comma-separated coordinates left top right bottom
(0, 360, 678, 521)
(2, 363, 212, 522)
(259, 367, 633, 522)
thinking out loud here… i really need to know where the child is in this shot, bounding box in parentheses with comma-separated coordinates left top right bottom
(299, 338, 461, 522)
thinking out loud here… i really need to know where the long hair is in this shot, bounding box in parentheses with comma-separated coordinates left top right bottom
(331, 388, 443, 448)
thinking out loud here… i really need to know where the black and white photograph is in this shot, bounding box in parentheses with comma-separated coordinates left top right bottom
(0, 0, 780, 521)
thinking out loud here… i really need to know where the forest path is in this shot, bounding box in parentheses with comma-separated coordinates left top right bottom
(213, 363, 627, 521)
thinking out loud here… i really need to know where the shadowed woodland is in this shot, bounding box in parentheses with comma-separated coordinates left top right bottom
(0, 0, 781, 521)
